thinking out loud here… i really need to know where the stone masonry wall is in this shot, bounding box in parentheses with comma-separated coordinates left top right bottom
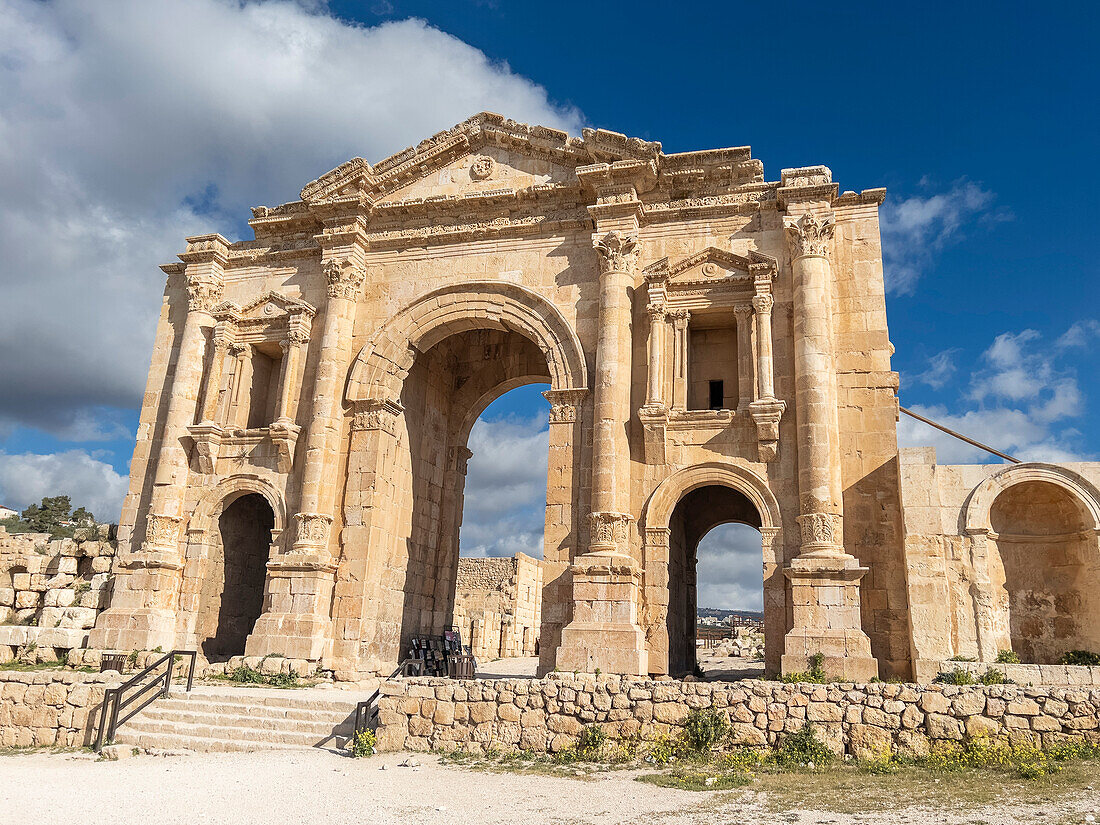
(0, 670, 112, 748)
(453, 554, 543, 660)
(375, 674, 1100, 758)
(0, 526, 117, 662)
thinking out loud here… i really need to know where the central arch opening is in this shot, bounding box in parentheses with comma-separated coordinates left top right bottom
(667, 484, 763, 678)
(395, 327, 553, 664)
(199, 492, 272, 660)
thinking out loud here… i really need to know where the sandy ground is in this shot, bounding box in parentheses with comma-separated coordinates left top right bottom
(3, 748, 1099, 825)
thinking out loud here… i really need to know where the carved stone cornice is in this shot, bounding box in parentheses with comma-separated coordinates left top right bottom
(268, 420, 302, 474)
(186, 423, 224, 474)
(785, 211, 835, 260)
(324, 258, 366, 300)
(350, 398, 404, 434)
(748, 398, 785, 463)
(593, 231, 639, 275)
(178, 233, 230, 266)
(543, 388, 588, 424)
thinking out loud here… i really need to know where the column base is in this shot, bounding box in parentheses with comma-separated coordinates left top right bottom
(781, 555, 878, 681)
(88, 607, 178, 653)
(554, 551, 648, 676)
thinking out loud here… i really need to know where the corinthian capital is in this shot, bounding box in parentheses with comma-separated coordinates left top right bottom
(751, 294, 774, 315)
(593, 231, 639, 275)
(785, 211, 835, 260)
(323, 258, 365, 300)
(186, 276, 224, 313)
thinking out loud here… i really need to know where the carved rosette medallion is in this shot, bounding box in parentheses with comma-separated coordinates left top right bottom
(350, 399, 404, 435)
(588, 511, 633, 553)
(186, 276, 224, 313)
(323, 259, 366, 300)
(542, 388, 587, 425)
(142, 512, 183, 554)
(593, 231, 639, 275)
(796, 512, 844, 555)
(469, 155, 495, 180)
(785, 211, 835, 260)
(293, 512, 333, 552)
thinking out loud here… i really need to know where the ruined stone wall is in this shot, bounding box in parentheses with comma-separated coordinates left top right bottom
(900, 449, 1100, 681)
(0, 670, 112, 748)
(453, 554, 543, 660)
(0, 526, 116, 662)
(375, 674, 1100, 757)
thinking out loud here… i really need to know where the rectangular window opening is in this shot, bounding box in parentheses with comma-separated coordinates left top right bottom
(709, 380, 724, 411)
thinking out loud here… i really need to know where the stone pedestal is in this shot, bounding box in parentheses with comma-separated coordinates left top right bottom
(781, 557, 878, 681)
(555, 551, 648, 675)
(245, 555, 336, 661)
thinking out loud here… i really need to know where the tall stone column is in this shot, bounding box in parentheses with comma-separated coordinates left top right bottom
(556, 230, 647, 675)
(90, 234, 228, 652)
(781, 210, 877, 680)
(246, 256, 365, 662)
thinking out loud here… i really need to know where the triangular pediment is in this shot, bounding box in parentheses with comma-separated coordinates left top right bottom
(299, 112, 663, 205)
(214, 292, 315, 322)
(644, 248, 777, 286)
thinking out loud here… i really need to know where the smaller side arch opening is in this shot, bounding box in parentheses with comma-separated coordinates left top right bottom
(989, 480, 1099, 663)
(667, 485, 763, 678)
(197, 493, 273, 660)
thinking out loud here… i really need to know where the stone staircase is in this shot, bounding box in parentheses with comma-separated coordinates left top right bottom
(113, 685, 361, 753)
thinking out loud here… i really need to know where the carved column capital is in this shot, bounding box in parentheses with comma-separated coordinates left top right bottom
(785, 211, 835, 260)
(752, 294, 774, 315)
(186, 276, 224, 313)
(323, 258, 365, 300)
(292, 512, 333, 553)
(646, 302, 667, 321)
(593, 231, 639, 275)
(733, 303, 753, 317)
(448, 445, 474, 475)
(543, 388, 588, 424)
(588, 511, 634, 554)
(142, 512, 183, 555)
(669, 308, 690, 329)
(280, 328, 310, 352)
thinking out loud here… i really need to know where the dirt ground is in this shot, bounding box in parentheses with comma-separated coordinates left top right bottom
(3, 748, 1099, 825)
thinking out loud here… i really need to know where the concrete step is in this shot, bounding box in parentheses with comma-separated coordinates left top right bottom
(114, 730, 325, 753)
(135, 707, 354, 735)
(148, 700, 356, 724)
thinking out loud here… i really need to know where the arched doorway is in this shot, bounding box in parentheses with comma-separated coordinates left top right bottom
(989, 480, 1099, 663)
(666, 485, 762, 676)
(197, 493, 273, 660)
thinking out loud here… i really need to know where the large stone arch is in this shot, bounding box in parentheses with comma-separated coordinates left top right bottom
(187, 474, 288, 540)
(641, 461, 784, 676)
(963, 463, 1100, 535)
(346, 281, 589, 404)
(643, 461, 782, 532)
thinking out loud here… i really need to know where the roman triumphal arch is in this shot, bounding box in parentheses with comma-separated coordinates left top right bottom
(90, 113, 1100, 681)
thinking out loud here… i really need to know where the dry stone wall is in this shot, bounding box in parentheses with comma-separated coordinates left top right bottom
(0, 670, 112, 748)
(453, 554, 543, 660)
(375, 674, 1100, 758)
(0, 526, 117, 662)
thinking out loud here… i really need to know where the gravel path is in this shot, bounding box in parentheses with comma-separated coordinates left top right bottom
(3, 749, 1099, 825)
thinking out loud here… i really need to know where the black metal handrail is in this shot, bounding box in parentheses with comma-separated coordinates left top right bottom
(93, 650, 197, 752)
(352, 662, 411, 740)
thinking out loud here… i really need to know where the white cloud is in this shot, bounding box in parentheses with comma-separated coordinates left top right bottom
(910, 349, 957, 390)
(0, 450, 129, 522)
(460, 415, 549, 558)
(880, 179, 1005, 294)
(0, 0, 582, 439)
(696, 523, 763, 611)
(1057, 320, 1100, 349)
(899, 322, 1096, 464)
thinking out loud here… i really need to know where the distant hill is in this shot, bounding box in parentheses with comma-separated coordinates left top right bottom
(698, 607, 763, 622)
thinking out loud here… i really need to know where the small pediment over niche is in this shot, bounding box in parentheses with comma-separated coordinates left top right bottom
(645, 247, 776, 286)
(214, 292, 316, 323)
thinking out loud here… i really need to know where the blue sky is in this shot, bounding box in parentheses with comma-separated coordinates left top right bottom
(0, 1, 1096, 606)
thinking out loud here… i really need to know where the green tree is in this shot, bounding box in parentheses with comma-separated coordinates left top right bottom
(71, 507, 95, 527)
(21, 496, 74, 536)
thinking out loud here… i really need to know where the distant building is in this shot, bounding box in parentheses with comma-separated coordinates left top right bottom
(0, 505, 18, 521)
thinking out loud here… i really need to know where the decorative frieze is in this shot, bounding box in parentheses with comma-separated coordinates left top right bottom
(350, 399, 404, 435)
(142, 513, 182, 555)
